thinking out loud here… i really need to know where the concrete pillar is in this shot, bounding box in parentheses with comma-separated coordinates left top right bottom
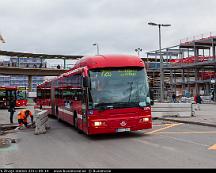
(187, 69, 190, 96)
(174, 70, 177, 94)
(28, 75, 32, 92)
(63, 58, 66, 69)
(18, 57, 20, 67)
(182, 69, 185, 95)
(40, 57, 43, 68)
(195, 68, 199, 95)
(170, 69, 174, 93)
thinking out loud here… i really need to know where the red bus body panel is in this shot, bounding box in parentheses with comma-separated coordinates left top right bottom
(16, 99, 28, 107)
(73, 55, 145, 69)
(86, 107, 152, 135)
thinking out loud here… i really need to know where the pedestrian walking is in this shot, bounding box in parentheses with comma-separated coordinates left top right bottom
(172, 93, 176, 103)
(57, 64, 60, 69)
(8, 98, 16, 124)
(194, 94, 202, 111)
(211, 90, 215, 101)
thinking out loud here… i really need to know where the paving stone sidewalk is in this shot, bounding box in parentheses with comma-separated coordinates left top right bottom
(157, 103, 216, 127)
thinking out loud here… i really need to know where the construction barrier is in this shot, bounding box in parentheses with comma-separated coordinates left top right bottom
(200, 96, 213, 104)
(34, 109, 49, 135)
(152, 103, 194, 118)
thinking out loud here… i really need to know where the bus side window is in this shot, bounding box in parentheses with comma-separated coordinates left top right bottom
(73, 90, 82, 101)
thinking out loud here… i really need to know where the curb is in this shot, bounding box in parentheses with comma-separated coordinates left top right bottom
(156, 117, 216, 128)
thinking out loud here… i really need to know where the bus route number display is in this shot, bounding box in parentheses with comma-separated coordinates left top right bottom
(101, 69, 137, 77)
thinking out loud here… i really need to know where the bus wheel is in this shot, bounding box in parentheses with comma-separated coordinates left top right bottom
(56, 106, 60, 121)
(73, 112, 78, 128)
(57, 115, 61, 121)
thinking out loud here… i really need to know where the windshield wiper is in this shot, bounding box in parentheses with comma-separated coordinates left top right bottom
(95, 102, 142, 110)
(112, 102, 139, 108)
(94, 102, 114, 111)
(128, 82, 133, 102)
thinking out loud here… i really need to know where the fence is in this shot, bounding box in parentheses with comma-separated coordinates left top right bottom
(152, 103, 194, 118)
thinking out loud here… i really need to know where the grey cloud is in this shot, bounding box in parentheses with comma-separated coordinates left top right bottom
(1, 0, 216, 57)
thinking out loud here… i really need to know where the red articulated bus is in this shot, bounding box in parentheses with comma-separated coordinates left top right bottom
(0, 86, 28, 108)
(35, 55, 153, 135)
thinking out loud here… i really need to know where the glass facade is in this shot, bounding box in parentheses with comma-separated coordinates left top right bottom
(0, 58, 46, 91)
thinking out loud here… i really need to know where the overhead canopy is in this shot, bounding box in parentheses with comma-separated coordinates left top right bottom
(0, 50, 83, 60)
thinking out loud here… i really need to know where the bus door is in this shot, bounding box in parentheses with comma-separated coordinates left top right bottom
(81, 89, 88, 133)
(54, 88, 62, 117)
(51, 86, 55, 116)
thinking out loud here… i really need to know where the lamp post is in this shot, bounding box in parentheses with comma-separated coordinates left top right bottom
(93, 43, 99, 55)
(148, 22, 171, 102)
(135, 48, 142, 57)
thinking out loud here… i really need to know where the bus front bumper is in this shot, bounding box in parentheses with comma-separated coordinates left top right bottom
(87, 122, 152, 135)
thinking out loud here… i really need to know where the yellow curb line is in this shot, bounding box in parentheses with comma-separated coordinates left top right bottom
(146, 123, 183, 134)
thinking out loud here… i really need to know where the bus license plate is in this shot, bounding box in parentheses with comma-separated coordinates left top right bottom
(116, 128, 130, 133)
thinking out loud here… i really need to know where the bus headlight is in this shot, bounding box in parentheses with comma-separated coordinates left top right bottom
(87, 110, 94, 115)
(93, 121, 106, 127)
(94, 122, 102, 126)
(139, 117, 149, 123)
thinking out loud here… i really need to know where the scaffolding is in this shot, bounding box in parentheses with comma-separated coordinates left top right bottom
(145, 35, 216, 102)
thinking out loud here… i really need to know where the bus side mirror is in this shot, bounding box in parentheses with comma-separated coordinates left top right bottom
(150, 89, 154, 105)
(83, 77, 90, 88)
(33, 98, 37, 103)
(150, 100, 154, 106)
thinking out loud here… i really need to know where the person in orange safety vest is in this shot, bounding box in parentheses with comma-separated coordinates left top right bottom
(17, 109, 34, 128)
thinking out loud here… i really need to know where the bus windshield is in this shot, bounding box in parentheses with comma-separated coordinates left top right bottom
(89, 68, 150, 109)
(17, 90, 26, 100)
(0, 90, 6, 97)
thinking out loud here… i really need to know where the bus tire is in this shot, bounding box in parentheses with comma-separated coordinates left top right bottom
(73, 112, 78, 128)
(57, 115, 61, 121)
(56, 106, 61, 121)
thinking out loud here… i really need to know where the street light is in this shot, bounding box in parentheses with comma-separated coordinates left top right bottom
(93, 43, 99, 55)
(135, 48, 142, 57)
(148, 22, 171, 102)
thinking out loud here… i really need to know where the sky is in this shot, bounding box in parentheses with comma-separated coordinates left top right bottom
(1, 0, 216, 59)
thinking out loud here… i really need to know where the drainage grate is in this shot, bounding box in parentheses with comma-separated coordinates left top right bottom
(0, 138, 11, 148)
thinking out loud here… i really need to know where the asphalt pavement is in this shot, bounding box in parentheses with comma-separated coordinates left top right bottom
(1, 105, 216, 168)
(1, 104, 216, 132)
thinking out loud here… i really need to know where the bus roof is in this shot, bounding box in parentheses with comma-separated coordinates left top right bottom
(37, 55, 145, 88)
(73, 55, 145, 69)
